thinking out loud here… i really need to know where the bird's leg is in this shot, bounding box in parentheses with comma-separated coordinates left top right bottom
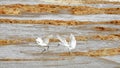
(69, 51, 72, 56)
(57, 42, 61, 47)
(46, 46, 49, 51)
(40, 48, 46, 54)
(68, 51, 75, 60)
(41, 46, 49, 54)
(68, 49, 73, 56)
(67, 48, 75, 59)
(57, 43, 60, 47)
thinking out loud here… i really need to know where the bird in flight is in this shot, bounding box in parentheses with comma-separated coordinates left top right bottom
(57, 34, 76, 55)
(36, 35, 53, 54)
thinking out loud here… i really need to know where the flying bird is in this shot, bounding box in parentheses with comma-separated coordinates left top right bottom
(36, 35, 53, 53)
(57, 34, 76, 55)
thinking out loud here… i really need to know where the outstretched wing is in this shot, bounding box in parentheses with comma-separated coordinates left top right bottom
(36, 37, 43, 44)
(69, 34, 76, 49)
(57, 35, 68, 46)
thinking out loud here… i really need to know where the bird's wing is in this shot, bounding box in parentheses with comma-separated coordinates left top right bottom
(69, 34, 76, 49)
(36, 37, 43, 43)
(57, 35, 68, 45)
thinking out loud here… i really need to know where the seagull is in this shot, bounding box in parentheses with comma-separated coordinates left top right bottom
(57, 34, 76, 55)
(36, 35, 53, 53)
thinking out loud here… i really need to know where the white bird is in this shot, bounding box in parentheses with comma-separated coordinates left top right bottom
(57, 34, 76, 54)
(36, 35, 53, 53)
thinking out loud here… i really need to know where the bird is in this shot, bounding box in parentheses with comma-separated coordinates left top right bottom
(36, 35, 53, 54)
(57, 34, 76, 55)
